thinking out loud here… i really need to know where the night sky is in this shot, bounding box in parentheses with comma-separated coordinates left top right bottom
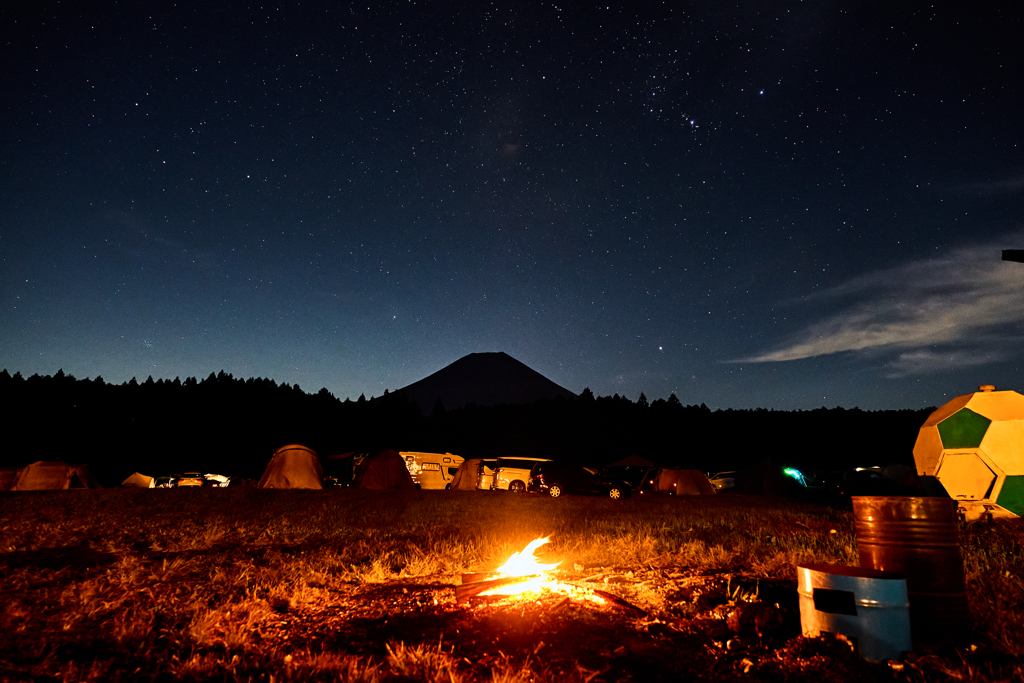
(3, 2, 1023, 410)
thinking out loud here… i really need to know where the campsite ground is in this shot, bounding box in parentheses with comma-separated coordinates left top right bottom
(0, 489, 1022, 682)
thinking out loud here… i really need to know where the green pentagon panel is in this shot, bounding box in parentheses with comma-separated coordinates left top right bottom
(996, 475, 1024, 516)
(937, 408, 991, 449)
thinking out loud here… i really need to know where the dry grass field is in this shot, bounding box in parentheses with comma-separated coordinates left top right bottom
(1, 488, 1022, 682)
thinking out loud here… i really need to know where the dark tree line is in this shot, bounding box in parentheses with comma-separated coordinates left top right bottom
(0, 369, 934, 486)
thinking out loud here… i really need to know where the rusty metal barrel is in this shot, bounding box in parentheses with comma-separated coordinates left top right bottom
(852, 496, 971, 647)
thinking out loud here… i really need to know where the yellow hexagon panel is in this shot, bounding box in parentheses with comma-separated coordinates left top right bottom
(936, 451, 997, 501)
(980, 420, 1024, 475)
(964, 391, 1024, 422)
(913, 426, 944, 476)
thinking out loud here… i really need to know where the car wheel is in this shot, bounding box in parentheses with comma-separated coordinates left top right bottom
(509, 480, 526, 493)
(548, 484, 563, 498)
(609, 487, 623, 500)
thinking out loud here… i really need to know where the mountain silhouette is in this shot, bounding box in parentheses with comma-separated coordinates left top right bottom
(395, 352, 577, 411)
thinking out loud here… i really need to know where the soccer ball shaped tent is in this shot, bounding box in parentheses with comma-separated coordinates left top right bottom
(913, 385, 1024, 521)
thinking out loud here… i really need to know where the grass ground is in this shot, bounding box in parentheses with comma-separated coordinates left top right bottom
(0, 488, 1021, 682)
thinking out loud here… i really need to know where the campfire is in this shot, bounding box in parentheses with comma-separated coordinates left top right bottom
(456, 537, 643, 614)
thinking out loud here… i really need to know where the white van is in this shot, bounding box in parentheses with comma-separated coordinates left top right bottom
(492, 457, 551, 492)
(400, 452, 464, 489)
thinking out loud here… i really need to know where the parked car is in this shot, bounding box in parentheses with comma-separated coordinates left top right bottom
(602, 464, 651, 490)
(708, 471, 737, 492)
(527, 461, 632, 499)
(176, 472, 205, 487)
(492, 457, 551, 492)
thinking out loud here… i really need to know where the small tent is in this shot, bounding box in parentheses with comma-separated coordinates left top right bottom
(353, 450, 417, 490)
(258, 444, 324, 489)
(121, 472, 155, 488)
(13, 461, 101, 490)
(640, 468, 716, 496)
(449, 458, 483, 490)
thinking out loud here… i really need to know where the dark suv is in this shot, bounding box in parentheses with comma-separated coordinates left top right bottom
(527, 461, 632, 499)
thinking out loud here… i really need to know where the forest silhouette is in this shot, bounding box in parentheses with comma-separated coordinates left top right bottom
(0, 369, 933, 487)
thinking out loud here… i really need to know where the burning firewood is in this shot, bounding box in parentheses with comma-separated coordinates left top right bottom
(591, 589, 647, 616)
(457, 537, 646, 614)
(455, 575, 543, 603)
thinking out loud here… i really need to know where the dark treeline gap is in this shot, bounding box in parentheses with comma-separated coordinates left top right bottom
(0, 370, 933, 487)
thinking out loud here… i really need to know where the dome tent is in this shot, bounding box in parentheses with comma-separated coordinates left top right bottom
(449, 458, 483, 490)
(353, 450, 416, 490)
(121, 472, 155, 488)
(258, 444, 324, 489)
(13, 461, 101, 490)
(913, 385, 1024, 520)
(638, 468, 716, 496)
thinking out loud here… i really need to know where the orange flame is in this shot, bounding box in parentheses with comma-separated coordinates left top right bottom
(480, 537, 605, 605)
(494, 536, 561, 577)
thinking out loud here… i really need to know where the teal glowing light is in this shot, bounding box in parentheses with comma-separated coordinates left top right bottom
(783, 468, 807, 485)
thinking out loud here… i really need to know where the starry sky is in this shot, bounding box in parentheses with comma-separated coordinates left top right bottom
(3, 1, 1023, 410)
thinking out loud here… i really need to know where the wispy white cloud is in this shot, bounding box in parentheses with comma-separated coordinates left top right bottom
(885, 348, 1013, 376)
(954, 175, 1024, 196)
(740, 237, 1024, 374)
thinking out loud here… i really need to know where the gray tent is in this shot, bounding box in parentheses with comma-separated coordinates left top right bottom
(449, 458, 483, 490)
